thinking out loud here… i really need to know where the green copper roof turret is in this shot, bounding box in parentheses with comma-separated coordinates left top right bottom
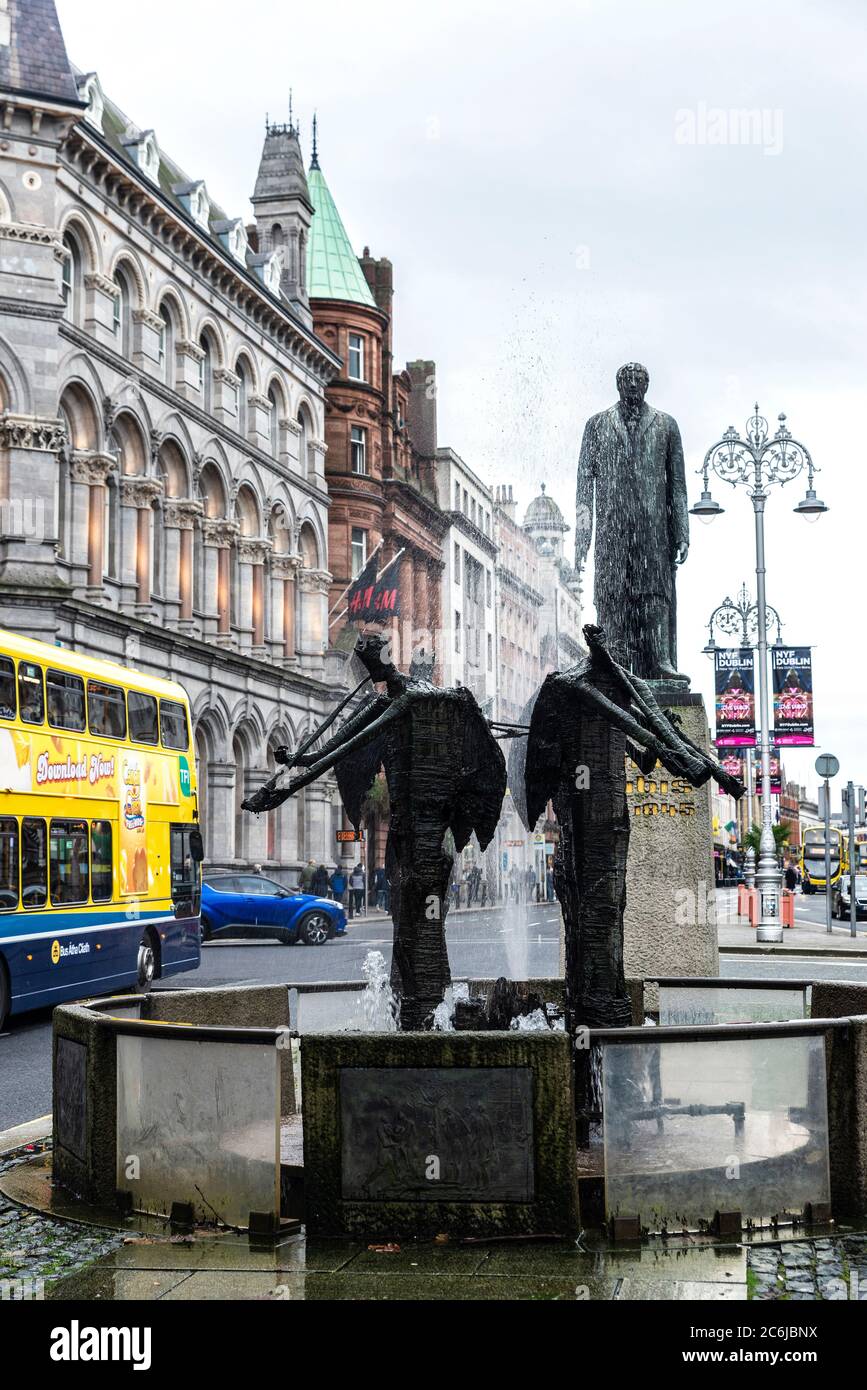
(306, 163, 376, 307)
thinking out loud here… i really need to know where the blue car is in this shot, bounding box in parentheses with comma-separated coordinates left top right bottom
(201, 873, 347, 946)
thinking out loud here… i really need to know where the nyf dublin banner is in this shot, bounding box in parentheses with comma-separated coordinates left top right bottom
(714, 648, 756, 747)
(772, 647, 814, 746)
(716, 748, 745, 796)
(755, 748, 783, 796)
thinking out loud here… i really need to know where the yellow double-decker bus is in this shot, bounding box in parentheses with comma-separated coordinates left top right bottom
(801, 825, 844, 894)
(0, 629, 202, 1028)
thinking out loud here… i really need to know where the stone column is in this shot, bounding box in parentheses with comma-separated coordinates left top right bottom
(67, 450, 115, 598)
(0, 413, 68, 587)
(120, 476, 163, 619)
(270, 553, 300, 666)
(165, 498, 203, 630)
(297, 569, 330, 676)
(243, 769, 271, 865)
(238, 538, 272, 656)
(206, 761, 236, 866)
(308, 437, 327, 488)
(201, 519, 239, 646)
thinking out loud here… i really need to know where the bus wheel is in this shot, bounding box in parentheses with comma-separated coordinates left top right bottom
(0, 959, 9, 1031)
(136, 931, 158, 992)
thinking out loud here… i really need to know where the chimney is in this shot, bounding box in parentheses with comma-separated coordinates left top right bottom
(497, 482, 517, 521)
(405, 359, 437, 458)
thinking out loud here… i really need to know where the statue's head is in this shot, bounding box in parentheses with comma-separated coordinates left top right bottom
(354, 630, 398, 683)
(616, 362, 650, 406)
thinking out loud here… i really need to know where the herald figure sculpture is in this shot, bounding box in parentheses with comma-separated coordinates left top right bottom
(576, 362, 690, 681)
(242, 633, 506, 1030)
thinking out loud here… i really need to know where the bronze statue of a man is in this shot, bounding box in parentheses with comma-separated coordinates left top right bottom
(575, 362, 689, 682)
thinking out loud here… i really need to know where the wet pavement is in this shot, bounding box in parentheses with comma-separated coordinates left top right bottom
(2, 1142, 865, 1301)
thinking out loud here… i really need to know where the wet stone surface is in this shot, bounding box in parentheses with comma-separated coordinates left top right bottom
(0, 1142, 125, 1296)
(748, 1237, 867, 1301)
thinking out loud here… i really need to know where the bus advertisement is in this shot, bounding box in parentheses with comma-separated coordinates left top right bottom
(0, 629, 203, 1028)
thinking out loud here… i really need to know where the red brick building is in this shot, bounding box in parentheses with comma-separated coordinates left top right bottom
(306, 145, 446, 678)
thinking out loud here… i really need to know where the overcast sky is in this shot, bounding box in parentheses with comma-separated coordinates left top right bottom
(56, 0, 867, 802)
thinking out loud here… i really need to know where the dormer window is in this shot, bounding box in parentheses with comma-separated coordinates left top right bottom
(78, 74, 105, 132)
(250, 252, 282, 296)
(121, 129, 161, 183)
(212, 218, 248, 266)
(172, 180, 210, 231)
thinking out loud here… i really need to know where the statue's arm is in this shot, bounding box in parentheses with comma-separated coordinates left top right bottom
(575, 418, 596, 572)
(669, 418, 689, 562)
(295, 695, 387, 765)
(243, 697, 407, 813)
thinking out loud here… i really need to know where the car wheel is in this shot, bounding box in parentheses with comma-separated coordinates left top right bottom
(200, 916, 213, 942)
(0, 959, 10, 1031)
(301, 912, 330, 946)
(135, 930, 158, 992)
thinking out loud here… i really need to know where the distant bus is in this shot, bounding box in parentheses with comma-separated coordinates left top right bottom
(0, 629, 202, 1027)
(801, 825, 843, 894)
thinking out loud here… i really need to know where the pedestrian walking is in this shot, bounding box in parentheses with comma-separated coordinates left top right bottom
(311, 863, 329, 897)
(350, 862, 366, 915)
(329, 866, 347, 905)
(299, 859, 316, 893)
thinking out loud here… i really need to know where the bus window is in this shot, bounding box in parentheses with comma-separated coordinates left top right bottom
(129, 690, 159, 744)
(0, 818, 18, 910)
(160, 699, 189, 751)
(21, 817, 47, 909)
(170, 824, 201, 915)
(50, 819, 90, 905)
(46, 669, 86, 732)
(18, 661, 44, 725)
(91, 820, 113, 902)
(0, 656, 16, 719)
(88, 680, 127, 740)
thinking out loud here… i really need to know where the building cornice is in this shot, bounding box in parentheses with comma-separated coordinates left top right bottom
(496, 564, 544, 607)
(446, 508, 499, 559)
(61, 124, 340, 383)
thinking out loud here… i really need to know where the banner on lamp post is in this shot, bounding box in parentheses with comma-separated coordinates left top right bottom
(755, 748, 782, 796)
(715, 748, 746, 795)
(772, 647, 814, 746)
(714, 648, 756, 746)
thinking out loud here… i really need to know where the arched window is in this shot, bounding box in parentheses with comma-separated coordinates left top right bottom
(113, 268, 133, 357)
(271, 223, 284, 250)
(61, 233, 82, 324)
(158, 302, 175, 388)
(236, 360, 249, 437)
(199, 334, 213, 412)
(268, 386, 280, 458)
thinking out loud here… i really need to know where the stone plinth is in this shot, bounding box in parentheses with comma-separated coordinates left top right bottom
(301, 1031, 579, 1240)
(623, 691, 719, 983)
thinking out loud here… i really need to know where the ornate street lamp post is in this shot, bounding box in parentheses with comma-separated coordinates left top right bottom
(703, 583, 785, 843)
(691, 406, 828, 942)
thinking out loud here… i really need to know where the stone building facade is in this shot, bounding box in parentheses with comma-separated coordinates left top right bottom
(435, 446, 497, 709)
(493, 484, 543, 726)
(0, 0, 343, 881)
(522, 485, 584, 675)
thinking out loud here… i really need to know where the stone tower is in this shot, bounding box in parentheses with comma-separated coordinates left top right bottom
(251, 117, 313, 325)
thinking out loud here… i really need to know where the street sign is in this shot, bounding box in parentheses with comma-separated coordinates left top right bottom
(815, 754, 840, 780)
(336, 830, 364, 842)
